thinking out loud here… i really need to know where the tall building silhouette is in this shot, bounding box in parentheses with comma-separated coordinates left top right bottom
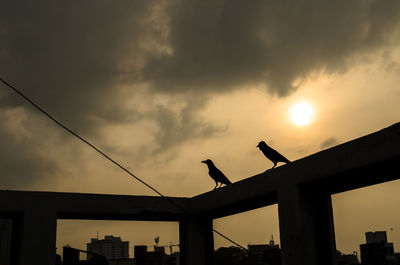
(360, 231, 395, 265)
(87, 235, 129, 260)
(366, 231, 388, 244)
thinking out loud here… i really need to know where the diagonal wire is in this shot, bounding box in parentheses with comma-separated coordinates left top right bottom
(212, 229, 248, 251)
(0, 77, 249, 252)
(0, 77, 186, 213)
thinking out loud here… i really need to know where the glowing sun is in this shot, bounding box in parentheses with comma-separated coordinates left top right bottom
(290, 102, 315, 126)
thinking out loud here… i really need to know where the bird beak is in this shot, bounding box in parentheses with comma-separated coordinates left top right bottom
(256, 144, 260, 148)
(201, 160, 206, 163)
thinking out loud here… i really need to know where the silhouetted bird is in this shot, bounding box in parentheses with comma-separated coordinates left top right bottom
(202, 159, 232, 189)
(257, 141, 290, 169)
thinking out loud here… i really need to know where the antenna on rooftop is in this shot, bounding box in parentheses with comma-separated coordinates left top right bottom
(155, 236, 160, 247)
(97, 230, 99, 240)
(269, 234, 275, 246)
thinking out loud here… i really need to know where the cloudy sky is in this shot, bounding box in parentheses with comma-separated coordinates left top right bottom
(1, 0, 400, 258)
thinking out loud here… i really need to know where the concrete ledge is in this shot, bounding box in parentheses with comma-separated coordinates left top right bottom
(1, 123, 400, 220)
(190, 122, 400, 217)
(189, 173, 278, 218)
(0, 190, 189, 221)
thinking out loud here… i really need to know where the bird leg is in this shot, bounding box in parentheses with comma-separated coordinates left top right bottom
(218, 183, 223, 188)
(271, 163, 277, 169)
(214, 181, 218, 190)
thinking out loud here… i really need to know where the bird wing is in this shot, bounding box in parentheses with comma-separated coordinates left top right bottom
(270, 149, 290, 163)
(211, 168, 232, 185)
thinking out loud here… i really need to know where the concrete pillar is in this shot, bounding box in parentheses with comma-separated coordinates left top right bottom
(179, 216, 214, 265)
(277, 185, 337, 265)
(11, 209, 57, 265)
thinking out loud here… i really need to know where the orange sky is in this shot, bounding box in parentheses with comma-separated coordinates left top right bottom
(55, 63, 400, 256)
(1, 0, 400, 259)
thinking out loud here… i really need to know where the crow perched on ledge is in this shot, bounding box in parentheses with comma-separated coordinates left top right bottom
(201, 159, 232, 189)
(257, 141, 290, 169)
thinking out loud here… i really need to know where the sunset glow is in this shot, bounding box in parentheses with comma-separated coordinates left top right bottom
(290, 102, 315, 126)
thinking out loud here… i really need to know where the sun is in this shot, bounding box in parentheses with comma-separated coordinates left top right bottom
(290, 102, 315, 126)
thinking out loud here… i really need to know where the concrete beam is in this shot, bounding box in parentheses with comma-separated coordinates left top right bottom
(190, 175, 277, 218)
(277, 185, 336, 265)
(283, 122, 400, 189)
(11, 208, 57, 265)
(179, 216, 214, 265)
(191, 122, 400, 217)
(0, 190, 189, 221)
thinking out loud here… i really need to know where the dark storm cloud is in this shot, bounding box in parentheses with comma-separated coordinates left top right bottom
(0, 0, 223, 158)
(150, 96, 226, 152)
(0, 110, 59, 188)
(2, 0, 400, 128)
(105, 95, 226, 162)
(320, 137, 338, 150)
(1, 0, 400, 187)
(145, 0, 400, 95)
(0, 0, 157, 131)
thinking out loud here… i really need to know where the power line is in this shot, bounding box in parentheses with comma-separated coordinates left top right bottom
(0, 77, 185, 213)
(0, 77, 249, 252)
(212, 229, 248, 250)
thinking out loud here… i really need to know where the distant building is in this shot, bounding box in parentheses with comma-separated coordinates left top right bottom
(214, 246, 247, 265)
(248, 236, 281, 265)
(360, 231, 395, 265)
(134, 245, 148, 265)
(366, 231, 388, 244)
(394, 253, 400, 265)
(145, 246, 169, 265)
(87, 235, 129, 260)
(336, 250, 359, 265)
(134, 245, 178, 265)
(133, 246, 147, 265)
(154, 246, 165, 253)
